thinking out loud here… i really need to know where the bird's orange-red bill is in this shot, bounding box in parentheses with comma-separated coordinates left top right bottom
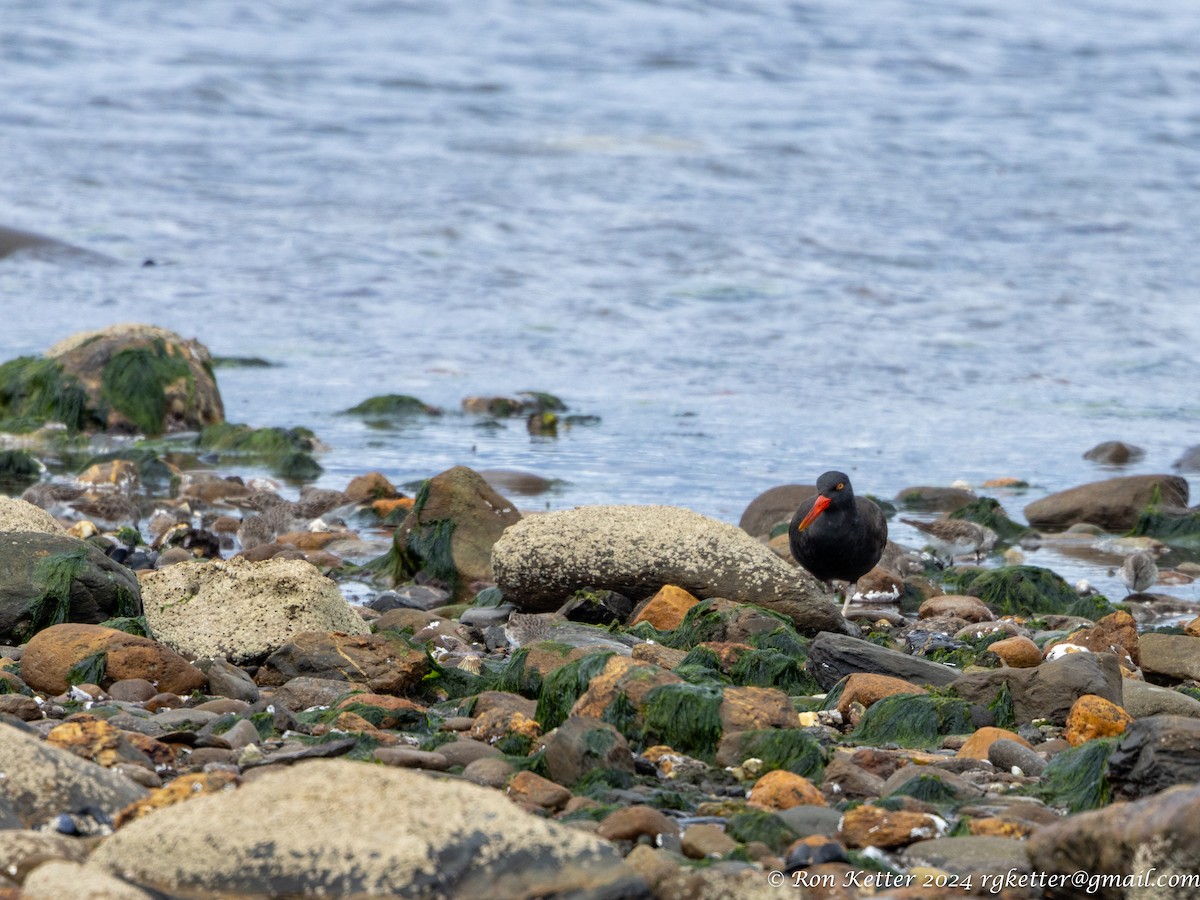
(796, 495, 830, 532)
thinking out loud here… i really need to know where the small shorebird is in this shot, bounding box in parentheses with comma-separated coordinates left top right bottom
(901, 517, 997, 566)
(1118, 550, 1158, 596)
(790, 471, 888, 615)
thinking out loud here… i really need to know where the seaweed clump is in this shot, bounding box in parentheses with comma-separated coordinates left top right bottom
(100, 341, 193, 436)
(848, 693, 974, 750)
(0, 356, 97, 433)
(198, 422, 323, 481)
(1034, 738, 1116, 812)
(944, 565, 1114, 620)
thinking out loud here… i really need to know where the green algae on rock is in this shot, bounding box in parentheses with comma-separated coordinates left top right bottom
(717, 729, 826, 780)
(341, 394, 441, 419)
(0, 355, 97, 433)
(944, 565, 1115, 619)
(1034, 737, 1115, 812)
(947, 496, 1033, 542)
(198, 422, 322, 481)
(848, 693, 974, 750)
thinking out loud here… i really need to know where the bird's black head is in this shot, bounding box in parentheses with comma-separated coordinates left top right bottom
(815, 470, 853, 499)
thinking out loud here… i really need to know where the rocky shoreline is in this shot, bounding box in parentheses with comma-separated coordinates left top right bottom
(2, 325, 1200, 899)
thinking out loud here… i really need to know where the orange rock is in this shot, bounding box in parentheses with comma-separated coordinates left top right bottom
(967, 816, 1037, 838)
(372, 497, 414, 519)
(506, 770, 571, 812)
(471, 709, 542, 744)
(1185, 616, 1200, 638)
(571, 656, 682, 720)
(836, 673, 926, 718)
(748, 769, 826, 810)
(47, 716, 154, 769)
(957, 727, 1031, 760)
(989, 635, 1042, 667)
(981, 477, 1027, 488)
(1064, 694, 1133, 747)
(838, 804, 944, 849)
(630, 585, 700, 631)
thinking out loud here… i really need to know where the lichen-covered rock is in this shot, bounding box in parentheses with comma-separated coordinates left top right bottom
(40, 324, 224, 435)
(21, 623, 206, 696)
(87, 760, 648, 898)
(0, 720, 148, 829)
(139, 557, 369, 665)
(629, 584, 700, 631)
(748, 770, 826, 810)
(1064, 695, 1133, 747)
(0, 532, 141, 645)
(376, 465, 521, 601)
(0, 497, 64, 533)
(839, 804, 944, 849)
(492, 505, 850, 636)
(1023, 474, 1188, 531)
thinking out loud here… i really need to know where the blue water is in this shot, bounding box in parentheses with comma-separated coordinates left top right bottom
(3, 0, 1199, 600)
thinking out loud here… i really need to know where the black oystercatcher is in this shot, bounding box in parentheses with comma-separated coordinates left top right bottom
(789, 471, 887, 612)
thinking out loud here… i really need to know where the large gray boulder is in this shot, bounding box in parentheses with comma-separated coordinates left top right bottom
(1024, 474, 1188, 532)
(0, 722, 148, 829)
(139, 556, 369, 665)
(491, 505, 851, 636)
(0, 532, 141, 645)
(87, 759, 649, 898)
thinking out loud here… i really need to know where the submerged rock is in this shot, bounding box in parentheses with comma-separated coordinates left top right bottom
(492, 505, 850, 636)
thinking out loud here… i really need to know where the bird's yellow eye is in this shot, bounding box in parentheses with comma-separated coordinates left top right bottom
(836, 482, 845, 491)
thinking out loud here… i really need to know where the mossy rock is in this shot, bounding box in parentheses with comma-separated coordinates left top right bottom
(718, 729, 825, 780)
(675, 644, 819, 694)
(888, 773, 961, 805)
(534, 652, 618, 731)
(0, 533, 142, 644)
(638, 682, 725, 759)
(0, 355, 99, 433)
(0, 448, 42, 488)
(1128, 506, 1200, 550)
(342, 394, 441, 419)
(847, 693, 974, 750)
(725, 808, 800, 854)
(197, 422, 322, 481)
(944, 565, 1114, 619)
(1033, 738, 1115, 812)
(657, 599, 798, 651)
(43, 324, 224, 436)
(370, 466, 521, 601)
(947, 497, 1032, 542)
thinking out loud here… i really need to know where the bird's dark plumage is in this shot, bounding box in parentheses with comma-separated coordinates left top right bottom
(789, 471, 887, 585)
